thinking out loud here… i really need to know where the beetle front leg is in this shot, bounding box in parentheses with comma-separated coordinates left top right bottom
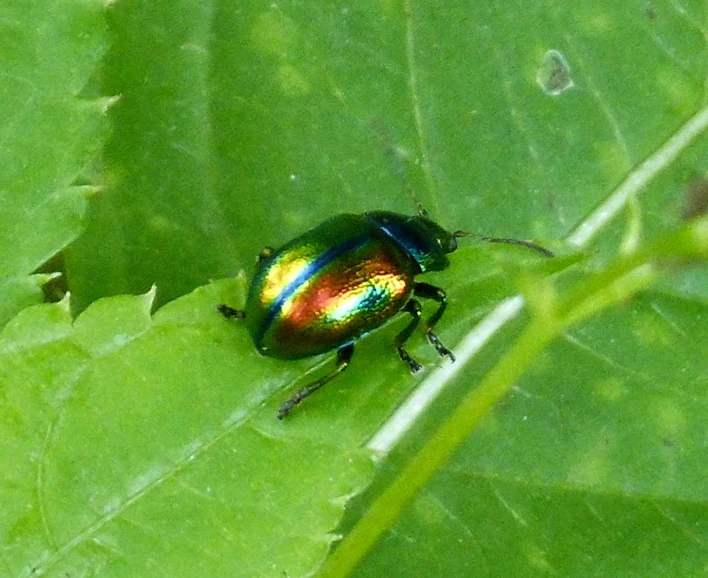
(394, 299, 424, 373)
(278, 343, 355, 420)
(413, 282, 455, 363)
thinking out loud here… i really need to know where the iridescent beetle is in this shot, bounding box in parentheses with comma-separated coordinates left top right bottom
(219, 210, 552, 418)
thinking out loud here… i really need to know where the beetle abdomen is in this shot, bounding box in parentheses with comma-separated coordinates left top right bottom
(247, 218, 417, 359)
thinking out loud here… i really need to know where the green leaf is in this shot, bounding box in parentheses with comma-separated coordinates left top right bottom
(0, 281, 378, 577)
(4, 0, 708, 576)
(331, 220, 708, 578)
(0, 0, 109, 323)
(0, 274, 57, 327)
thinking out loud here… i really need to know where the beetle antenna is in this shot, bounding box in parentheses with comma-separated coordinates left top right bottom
(415, 201, 429, 218)
(387, 145, 427, 216)
(362, 120, 433, 216)
(378, 134, 429, 216)
(452, 231, 555, 258)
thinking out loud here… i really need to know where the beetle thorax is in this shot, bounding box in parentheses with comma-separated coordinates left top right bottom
(364, 211, 454, 273)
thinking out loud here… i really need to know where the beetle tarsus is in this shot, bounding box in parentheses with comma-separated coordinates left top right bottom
(278, 343, 355, 419)
(397, 347, 423, 373)
(277, 396, 301, 420)
(427, 329, 456, 363)
(218, 304, 246, 319)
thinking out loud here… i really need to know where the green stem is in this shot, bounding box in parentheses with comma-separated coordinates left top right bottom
(319, 316, 555, 578)
(317, 218, 708, 578)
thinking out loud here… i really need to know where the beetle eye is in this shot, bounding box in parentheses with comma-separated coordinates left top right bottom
(448, 236, 458, 252)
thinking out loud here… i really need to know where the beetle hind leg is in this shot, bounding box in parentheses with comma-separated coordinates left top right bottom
(278, 343, 355, 420)
(395, 299, 424, 373)
(413, 282, 456, 363)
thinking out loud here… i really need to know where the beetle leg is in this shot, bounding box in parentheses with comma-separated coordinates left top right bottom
(257, 246, 275, 264)
(395, 299, 424, 373)
(278, 343, 355, 420)
(413, 282, 456, 363)
(218, 247, 275, 319)
(217, 304, 245, 319)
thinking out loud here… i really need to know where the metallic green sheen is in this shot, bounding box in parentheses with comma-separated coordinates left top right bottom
(243, 212, 455, 360)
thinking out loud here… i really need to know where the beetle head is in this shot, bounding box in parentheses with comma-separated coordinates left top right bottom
(365, 211, 456, 273)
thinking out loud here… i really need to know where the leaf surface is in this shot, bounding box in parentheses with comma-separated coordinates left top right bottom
(0, 0, 109, 323)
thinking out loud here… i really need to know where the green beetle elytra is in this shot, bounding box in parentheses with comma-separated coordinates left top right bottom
(219, 210, 552, 419)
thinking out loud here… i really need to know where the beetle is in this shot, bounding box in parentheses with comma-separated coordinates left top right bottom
(218, 210, 552, 419)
